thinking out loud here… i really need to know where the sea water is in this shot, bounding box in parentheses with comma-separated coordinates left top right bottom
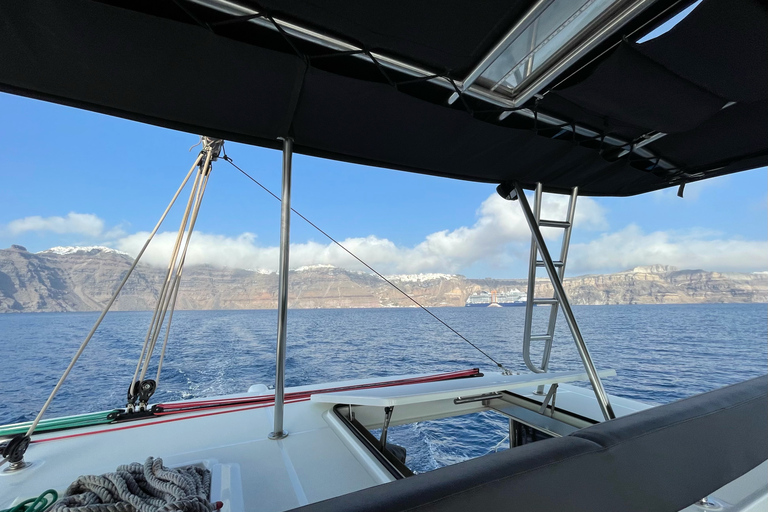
(1, 304, 766, 473)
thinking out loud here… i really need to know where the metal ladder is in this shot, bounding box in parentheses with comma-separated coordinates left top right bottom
(501, 181, 614, 420)
(522, 183, 577, 385)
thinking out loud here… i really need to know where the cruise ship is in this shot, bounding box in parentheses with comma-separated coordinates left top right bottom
(465, 289, 527, 307)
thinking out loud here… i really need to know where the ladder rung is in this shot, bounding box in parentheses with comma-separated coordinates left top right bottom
(536, 260, 564, 268)
(530, 334, 553, 341)
(533, 298, 559, 305)
(539, 219, 570, 228)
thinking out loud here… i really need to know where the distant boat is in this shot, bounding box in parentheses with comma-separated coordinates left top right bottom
(465, 289, 527, 307)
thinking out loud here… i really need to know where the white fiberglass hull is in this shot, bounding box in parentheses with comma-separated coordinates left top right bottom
(1, 373, 766, 512)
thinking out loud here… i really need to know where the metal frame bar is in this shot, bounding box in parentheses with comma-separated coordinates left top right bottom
(379, 406, 394, 448)
(459, 0, 556, 92)
(514, 182, 615, 421)
(538, 383, 559, 416)
(616, 130, 667, 158)
(511, 0, 658, 107)
(522, 183, 543, 373)
(492, 0, 595, 94)
(270, 137, 294, 440)
(188, 0, 674, 171)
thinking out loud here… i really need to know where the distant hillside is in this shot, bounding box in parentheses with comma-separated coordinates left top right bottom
(1, 245, 766, 313)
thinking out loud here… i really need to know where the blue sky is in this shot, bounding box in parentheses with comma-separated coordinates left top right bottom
(0, 91, 765, 279)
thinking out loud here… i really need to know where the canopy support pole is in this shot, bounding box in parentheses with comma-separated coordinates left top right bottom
(270, 137, 293, 440)
(511, 182, 615, 421)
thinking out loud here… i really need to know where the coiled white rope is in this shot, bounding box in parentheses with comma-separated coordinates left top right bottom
(50, 457, 219, 512)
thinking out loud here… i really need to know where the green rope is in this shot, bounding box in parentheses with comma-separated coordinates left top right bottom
(0, 410, 119, 438)
(0, 489, 58, 512)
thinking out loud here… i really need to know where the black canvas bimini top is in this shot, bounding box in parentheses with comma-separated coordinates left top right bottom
(0, 0, 765, 196)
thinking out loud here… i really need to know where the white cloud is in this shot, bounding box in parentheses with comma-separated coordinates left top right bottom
(6, 212, 105, 236)
(11, 193, 764, 276)
(570, 224, 767, 274)
(113, 193, 609, 274)
(115, 232, 278, 269)
(9, 196, 764, 276)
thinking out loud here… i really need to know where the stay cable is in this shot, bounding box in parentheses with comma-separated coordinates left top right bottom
(223, 154, 512, 373)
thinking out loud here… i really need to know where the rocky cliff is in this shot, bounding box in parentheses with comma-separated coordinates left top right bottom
(1, 246, 766, 313)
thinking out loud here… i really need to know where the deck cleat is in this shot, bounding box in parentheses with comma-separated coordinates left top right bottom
(1, 434, 30, 473)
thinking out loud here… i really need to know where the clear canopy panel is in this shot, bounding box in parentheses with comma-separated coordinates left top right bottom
(478, 0, 620, 94)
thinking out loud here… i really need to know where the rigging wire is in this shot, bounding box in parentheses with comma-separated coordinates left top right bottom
(222, 155, 512, 373)
(129, 141, 219, 409)
(21, 139, 221, 446)
(22, 155, 203, 440)
(130, 164, 206, 392)
(153, 151, 215, 386)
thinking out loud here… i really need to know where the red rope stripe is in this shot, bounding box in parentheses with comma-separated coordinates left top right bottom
(31, 369, 480, 443)
(33, 398, 310, 444)
(155, 368, 481, 413)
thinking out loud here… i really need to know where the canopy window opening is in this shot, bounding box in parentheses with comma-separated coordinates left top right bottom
(462, 0, 657, 108)
(475, 0, 622, 95)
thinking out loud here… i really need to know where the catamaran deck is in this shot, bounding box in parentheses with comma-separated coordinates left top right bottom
(3, 380, 397, 511)
(6, 370, 763, 512)
(0, 371, 635, 511)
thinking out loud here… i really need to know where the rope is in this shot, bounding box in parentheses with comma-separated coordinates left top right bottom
(170, 0, 213, 33)
(155, 277, 183, 384)
(363, 49, 397, 89)
(152, 153, 214, 387)
(222, 156, 512, 373)
(142, 159, 211, 382)
(447, 78, 474, 116)
(51, 457, 218, 512)
(209, 12, 263, 28)
(0, 489, 58, 512)
(130, 143, 217, 406)
(131, 167, 205, 392)
(25, 155, 203, 439)
(0, 411, 119, 438)
(262, 11, 307, 63)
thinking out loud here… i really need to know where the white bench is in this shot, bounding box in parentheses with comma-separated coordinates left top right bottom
(310, 369, 616, 407)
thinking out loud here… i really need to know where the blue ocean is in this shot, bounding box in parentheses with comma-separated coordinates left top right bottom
(1, 304, 766, 473)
